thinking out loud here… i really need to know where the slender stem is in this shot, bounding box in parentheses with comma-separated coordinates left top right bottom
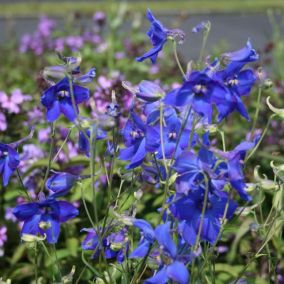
(34, 242, 38, 284)
(250, 86, 263, 140)
(194, 175, 209, 251)
(188, 115, 198, 151)
(173, 40, 186, 79)
(40, 122, 55, 194)
(80, 184, 96, 228)
(198, 26, 211, 65)
(245, 114, 276, 162)
(16, 169, 32, 201)
(52, 127, 73, 163)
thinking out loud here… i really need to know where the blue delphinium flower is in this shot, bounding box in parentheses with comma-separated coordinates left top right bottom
(170, 189, 237, 245)
(146, 108, 192, 159)
(173, 147, 226, 195)
(147, 223, 189, 284)
(46, 171, 79, 197)
(41, 77, 90, 122)
(214, 57, 257, 120)
(129, 219, 156, 259)
(136, 80, 164, 103)
(137, 9, 185, 64)
(74, 67, 96, 84)
(212, 139, 258, 201)
(0, 143, 20, 186)
(222, 39, 259, 64)
(13, 196, 78, 243)
(164, 71, 230, 122)
(119, 112, 147, 169)
(192, 21, 211, 34)
(81, 227, 128, 263)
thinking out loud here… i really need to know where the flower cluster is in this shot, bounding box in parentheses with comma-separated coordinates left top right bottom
(1, 8, 262, 284)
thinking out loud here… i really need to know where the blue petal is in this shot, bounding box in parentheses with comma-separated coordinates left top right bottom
(13, 203, 40, 221)
(40, 216, 60, 244)
(127, 138, 147, 169)
(144, 267, 168, 284)
(57, 201, 79, 222)
(46, 100, 60, 122)
(46, 172, 78, 197)
(166, 261, 190, 284)
(130, 240, 151, 258)
(21, 214, 41, 236)
(41, 86, 56, 108)
(155, 222, 177, 258)
(133, 219, 155, 241)
(60, 99, 77, 121)
(73, 85, 90, 104)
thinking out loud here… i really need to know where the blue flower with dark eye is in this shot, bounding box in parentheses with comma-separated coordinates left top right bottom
(46, 172, 79, 197)
(119, 112, 147, 169)
(212, 139, 258, 201)
(137, 9, 185, 64)
(41, 77, 90, 122)
(13, 196, 78, 244)
(214, 67, 257, 120)
(146, 108, 193, 159)
(129, 219, 156, 259)
(164, 71, 230, 122)
(173, 147, 226, 195)
(81, 227, 128, 263)
(144, 223, 190, 284)
(0, 143, 20, 186)
(221, 40, 259, 75)
(78, 127, 107, 157)
(170, 189, 237, 245)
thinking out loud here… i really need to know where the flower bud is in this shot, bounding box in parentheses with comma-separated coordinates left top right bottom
(267, 97, 284, 119)
(263, 79, 273, 90)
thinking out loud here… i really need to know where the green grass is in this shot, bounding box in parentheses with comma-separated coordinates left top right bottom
(0, 0, 283, 17)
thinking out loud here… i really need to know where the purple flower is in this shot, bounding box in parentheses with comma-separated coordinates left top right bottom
(192, 21, 210, 34)
(164, 71, 230, 122)
(46, 172, 79, 197)
(119, 112, 147, 169)
(0, 143, 20, 186)
(13, 196, 78, 244)
(0, 226, 7, 247)
(41, 77, 90, 122)
(0, 112, 7, 131)
(137, 9, 185, 64)
(146, 107, 192, 159)
(170, 189, 237, 244)
(81, 227, 128, 263)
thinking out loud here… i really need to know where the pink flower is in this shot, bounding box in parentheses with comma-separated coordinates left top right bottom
(0, 226, 7, 247)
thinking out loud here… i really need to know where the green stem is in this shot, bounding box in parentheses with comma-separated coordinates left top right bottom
(16, 169, 32, 201)
(40, 122, 55, 194)
(245, 114, 276, 162)
(198, 25, 211, 65)
(250, 86, 263, 140)
(34, 242, 38, 284)
(194, 175, 209, 251)
(52, 126, 73, 163)
(173, 40, 186, 79)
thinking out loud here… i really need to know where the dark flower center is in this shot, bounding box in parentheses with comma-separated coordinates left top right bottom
(130, 130, 144, 140)
(168, 132, 177, 141)
(193, 84, 207, 96)
(57, 90, 70, 99)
